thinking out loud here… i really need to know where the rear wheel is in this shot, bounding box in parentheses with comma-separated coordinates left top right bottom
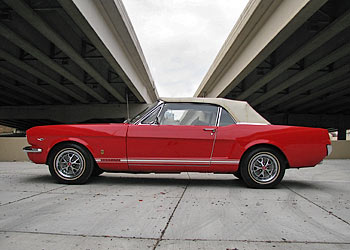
(240, 147, 285, 188)
(48, 143, 94, 184)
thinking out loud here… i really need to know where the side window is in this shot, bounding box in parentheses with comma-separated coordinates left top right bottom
(159, 103, 218, 126)
(219, 108, 236, 126)
(141, 106, 161, 124)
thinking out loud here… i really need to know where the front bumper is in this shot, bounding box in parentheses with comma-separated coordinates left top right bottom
(23, 146, 42, 153)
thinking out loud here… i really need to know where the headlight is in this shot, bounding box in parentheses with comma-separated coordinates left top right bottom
(326, 144, 332, 156)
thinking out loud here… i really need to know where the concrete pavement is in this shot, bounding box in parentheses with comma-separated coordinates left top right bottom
(0, 160, 349, 249)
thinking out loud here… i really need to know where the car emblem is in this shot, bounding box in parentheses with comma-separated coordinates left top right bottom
(37, 138, 45, 141)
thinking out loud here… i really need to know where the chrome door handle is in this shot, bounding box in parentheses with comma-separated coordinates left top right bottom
(203, 128, 216, 132)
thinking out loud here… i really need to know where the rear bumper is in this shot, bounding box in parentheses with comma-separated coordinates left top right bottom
(23, 146, 42, 153)
(327, 144, 333, 156)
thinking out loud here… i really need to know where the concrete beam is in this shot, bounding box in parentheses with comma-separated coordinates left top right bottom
(0, 67, 61, 104)
(325, 99, 350, 114)
(195, 0, 279, 97)
(0, 94, 18, 106)
(0, 79, 46, 104)
(294, 96, 345, 113)
(0, 23, 107, 103)
(331, 106, 350, 114)
(195, 0, 328, 98)
(261, 65, 350, 110)
(60, 0, 158, 103)
(0, 49, 83, 104)
(307, 97, 350, 114)
(251, 43, 350, 106)
(4, 0, 126, 103)
(237, 8, 350, 100)
(262, 112, 350, 129)
(0, 101, 15, 106)
(0, 104, 148, 123)
(0, 91, 33, 105)
(284, 77, 350, 111)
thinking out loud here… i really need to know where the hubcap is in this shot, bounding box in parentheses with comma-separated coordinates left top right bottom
(248, 153, 279, 184)
(54, 149, 85, 179)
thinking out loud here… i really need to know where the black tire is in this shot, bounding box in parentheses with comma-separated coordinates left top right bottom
(48, 143, 94, 184)
(240, 147, 286, 188)
(233, 172, 242, 179)
(92, 164, 104, 177)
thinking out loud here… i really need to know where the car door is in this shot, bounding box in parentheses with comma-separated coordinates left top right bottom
(210, 108, 240, 172)
(126, 102, 219, 172)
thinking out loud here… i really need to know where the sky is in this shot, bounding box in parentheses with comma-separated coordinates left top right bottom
(122, 0, 249, 97)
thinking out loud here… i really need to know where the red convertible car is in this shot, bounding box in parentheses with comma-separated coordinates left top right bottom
(24, 98, 332, 188)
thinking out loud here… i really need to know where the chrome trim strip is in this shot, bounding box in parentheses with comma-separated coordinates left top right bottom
(236, 122, 267, 125)
(211, 160, 240, 164)
(95, 158, 240, 165)
(121, 159, 239, 164)
(125, 159, 208, 163)
(23, 146, 42, 153)
(95, 158, 121, 163)
(215, 107, 222, 127)
(128, 164, 211, 167)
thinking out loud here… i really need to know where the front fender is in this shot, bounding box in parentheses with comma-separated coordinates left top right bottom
(46, 137, 96, 162)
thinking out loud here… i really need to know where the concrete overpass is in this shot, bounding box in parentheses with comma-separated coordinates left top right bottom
(0, 0, 158, 130)
(195, 0, 350, 139)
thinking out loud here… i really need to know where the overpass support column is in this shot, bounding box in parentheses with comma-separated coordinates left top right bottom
(338, 128, 347, 140)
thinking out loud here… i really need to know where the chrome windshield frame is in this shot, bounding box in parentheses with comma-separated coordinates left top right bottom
(133, 100, 164, 125)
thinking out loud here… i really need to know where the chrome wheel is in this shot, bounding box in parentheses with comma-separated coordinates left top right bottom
(54, 148, 85, 180)
(248, 152, 280, 184)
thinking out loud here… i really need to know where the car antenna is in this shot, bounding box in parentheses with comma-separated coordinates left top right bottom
(126, 90, 130, 120)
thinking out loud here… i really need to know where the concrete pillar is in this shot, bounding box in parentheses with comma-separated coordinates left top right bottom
(338, 128, 347, 140)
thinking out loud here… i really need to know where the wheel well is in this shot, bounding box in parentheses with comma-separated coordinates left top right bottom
(46, 141, 95, 165)
(238, 144, 290, 171)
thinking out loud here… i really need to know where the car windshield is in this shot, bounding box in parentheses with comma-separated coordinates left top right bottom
(127, 102, 159, 124)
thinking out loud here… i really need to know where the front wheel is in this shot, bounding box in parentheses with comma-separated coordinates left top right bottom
(48, 143, 94, 184)
(240, 147, 286, 188)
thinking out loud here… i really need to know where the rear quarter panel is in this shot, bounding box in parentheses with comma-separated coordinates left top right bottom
(216, 124, 330, 168)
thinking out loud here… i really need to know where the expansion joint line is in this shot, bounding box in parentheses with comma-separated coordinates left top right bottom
(283, 184, 350, 226)
(0, 185, 67, 207)
(153, 179, 190, 250)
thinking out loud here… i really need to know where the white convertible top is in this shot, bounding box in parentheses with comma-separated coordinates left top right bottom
(160, 97, 270, 124)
